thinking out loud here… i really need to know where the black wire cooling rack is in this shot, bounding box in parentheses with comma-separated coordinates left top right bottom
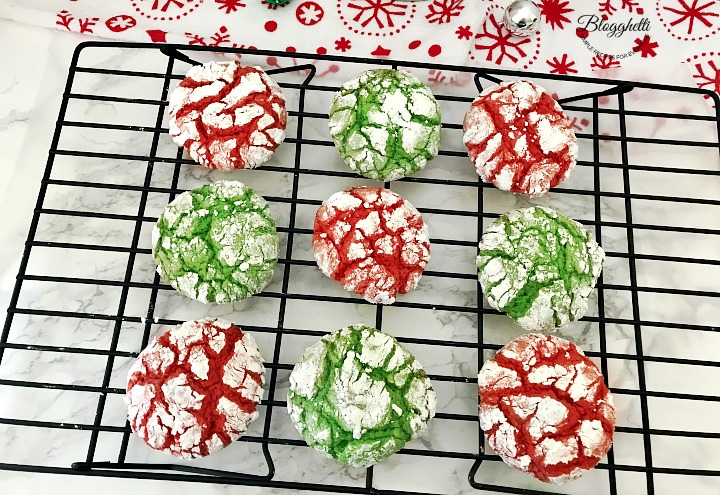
(1, 42, 719, 495)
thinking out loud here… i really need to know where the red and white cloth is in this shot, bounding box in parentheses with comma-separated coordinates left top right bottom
(0, 0, 718, 103)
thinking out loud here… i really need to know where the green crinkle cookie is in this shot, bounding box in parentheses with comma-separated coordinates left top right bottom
(477, 206, 605, 332)
(287, 324, 437, 467)
(329, 69, 442, 182)
(152, 180, 279, 304)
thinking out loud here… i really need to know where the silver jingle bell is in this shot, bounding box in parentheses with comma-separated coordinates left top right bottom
(503, 0, 541, 37)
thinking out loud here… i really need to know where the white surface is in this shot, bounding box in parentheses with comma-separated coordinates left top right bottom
(0, 16, 719, 495)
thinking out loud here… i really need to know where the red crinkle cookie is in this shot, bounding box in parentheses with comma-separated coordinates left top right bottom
(169, 61, 287, 170)
(463, 80, 578, 197)
(126, 318, 265, 459)
(313, 187, 430, 305)
(478, 333, 615, 483)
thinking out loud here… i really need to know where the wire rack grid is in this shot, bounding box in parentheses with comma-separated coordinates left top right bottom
(0, 42, 719, 495)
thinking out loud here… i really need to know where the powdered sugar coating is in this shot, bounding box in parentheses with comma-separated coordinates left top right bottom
(126, 318, 265, 459)
(169, 61, 286, 170)
(152, 180, 279, 304)
(329, 69, 441, 181)
(287, 324, 436, 467)
(313, 187, 430, 304)
(477, 206, 604, 332)
(478, 333, 615, 483)
(463, 80, 578, 197)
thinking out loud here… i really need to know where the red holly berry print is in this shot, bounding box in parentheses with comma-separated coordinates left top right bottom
(547, 54, 577, 74)
(662, 0, 719, 35)
(693, 58, 720, 101)
(426, 0, 464, 24)
(456, 25, 472, 39)
(347, 0, 408, 29)
(632, 35, 659, 57)
(537, 0, 573, 30)
(56, 10, 99, 33)
(335, 37, 352, 52)
(296, 2, 324, 25)
(215, 0, 246, 13)
(105, 14, 137, 33)
(473, 12, 532, 65)
(591, 54, 621, 69)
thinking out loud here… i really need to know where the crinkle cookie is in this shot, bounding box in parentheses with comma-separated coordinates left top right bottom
(126, 318, 265, 458)
(478, 333, 615, 483)
(329, 68, 442, 181)
(313, 186, 430, 305)
(287, 324, 436, 467)
(169, 61, 286, 170)
(477, 206, 604, 332)
(152, 180, 279, 304)
(463, 80, 578, 197)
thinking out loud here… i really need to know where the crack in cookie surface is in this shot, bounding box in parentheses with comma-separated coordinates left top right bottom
(478, 333, 615, 483)
(463, 80, 577, 197)
(169, 61, 287, 170)
(313, 186, 430, 304)
(126, 318, 265, 459)
(287, 325, 436, 467)
(329, 69, 441, 181)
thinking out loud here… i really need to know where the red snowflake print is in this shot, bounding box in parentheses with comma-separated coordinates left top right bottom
(185, 26, 236, 47)
(427, 70, 470, 86)
(547, 54, 577, 74)
(598, 0, 617, 16)
(347, 0, 408, 29)
(56, 10, 99, 34)
(106, 15, 137, 33)
(663, 0, 719, 35)
(147, 29, 168, 42)
(632, 35, 659, 57)
(537, 0, 573, 29)
(426, 0, 464, 24)
(566, 116, 590, 131)
(371, 45, 392, 57)
(132, 0, 203, 21)
(474, 13, 531, 64)
(456, 25, 472, 39)
(335, 37, 352, 52)
(591, 54, 621, 69)
(297, 2, 324, 25)
(693, 59, 720, 100)
(621, 0, 639, 12)
(215, 0, 246, 13)
(148, 0, 185, 12)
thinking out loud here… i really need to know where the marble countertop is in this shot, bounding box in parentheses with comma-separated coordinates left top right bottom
(1, 17, 719, 495)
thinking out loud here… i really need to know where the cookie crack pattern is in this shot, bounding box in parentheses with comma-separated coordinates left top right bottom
(478, 333, 615, 483)
(329, 69, 442, 181)
(463, 80, 578, 197)
(125, 318, 265, 459)
(152, 181, 279, 304)
(169, 61, 287, 170)
(313, 187, 430, 304)
(287, 325, 436, 467)
(477, 206, 604, 332)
